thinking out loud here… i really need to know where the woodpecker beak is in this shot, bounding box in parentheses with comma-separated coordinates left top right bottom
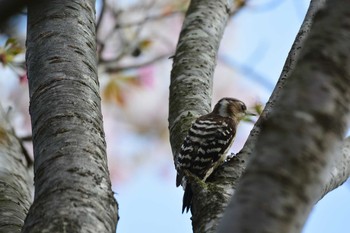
(245, 111, 257, 116)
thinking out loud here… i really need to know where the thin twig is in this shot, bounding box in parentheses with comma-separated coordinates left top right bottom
(105, 54, 170, 73)
(114, 10, 183, 29)
(96, 0, 106, 34)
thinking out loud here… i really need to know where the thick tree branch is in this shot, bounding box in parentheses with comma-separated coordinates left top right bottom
(0, 105, 32, 233)
(218, 0, 350, 232)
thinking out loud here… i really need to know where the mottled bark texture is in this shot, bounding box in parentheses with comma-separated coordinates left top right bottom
(0, 106, 32, 233)
(218, 0, 350, 233)
(23, 1, 118, 232)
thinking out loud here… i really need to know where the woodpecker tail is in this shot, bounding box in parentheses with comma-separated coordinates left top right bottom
(176, 172, 182, 187)
(182, 183, 193, 213)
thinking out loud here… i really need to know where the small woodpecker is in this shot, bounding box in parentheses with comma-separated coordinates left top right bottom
(175, 97, 255, 213)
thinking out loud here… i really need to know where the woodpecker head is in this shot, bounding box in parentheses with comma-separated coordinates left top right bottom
(212, 98, 255, 120)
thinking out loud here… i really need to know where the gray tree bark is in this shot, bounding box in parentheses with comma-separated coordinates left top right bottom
(218, 0, 350, 232)
(0, 106, 33, 233)
(169, 0, 350, 233)
(22, 0, 118, 232)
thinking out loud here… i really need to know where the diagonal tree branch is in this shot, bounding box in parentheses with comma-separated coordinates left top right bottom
(218, 0, 350, 232)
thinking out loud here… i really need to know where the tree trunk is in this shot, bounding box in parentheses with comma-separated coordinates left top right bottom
(22, 0, 118, 232)
(0, 105, 33, 233)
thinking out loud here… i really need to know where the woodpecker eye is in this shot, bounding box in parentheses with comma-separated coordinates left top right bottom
(240, 103, 246, 111)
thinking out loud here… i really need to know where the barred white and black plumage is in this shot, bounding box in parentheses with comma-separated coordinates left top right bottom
(175, 98, 254, 213)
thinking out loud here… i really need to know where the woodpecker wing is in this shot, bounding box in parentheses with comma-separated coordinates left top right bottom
(176, 115, 236, 186)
